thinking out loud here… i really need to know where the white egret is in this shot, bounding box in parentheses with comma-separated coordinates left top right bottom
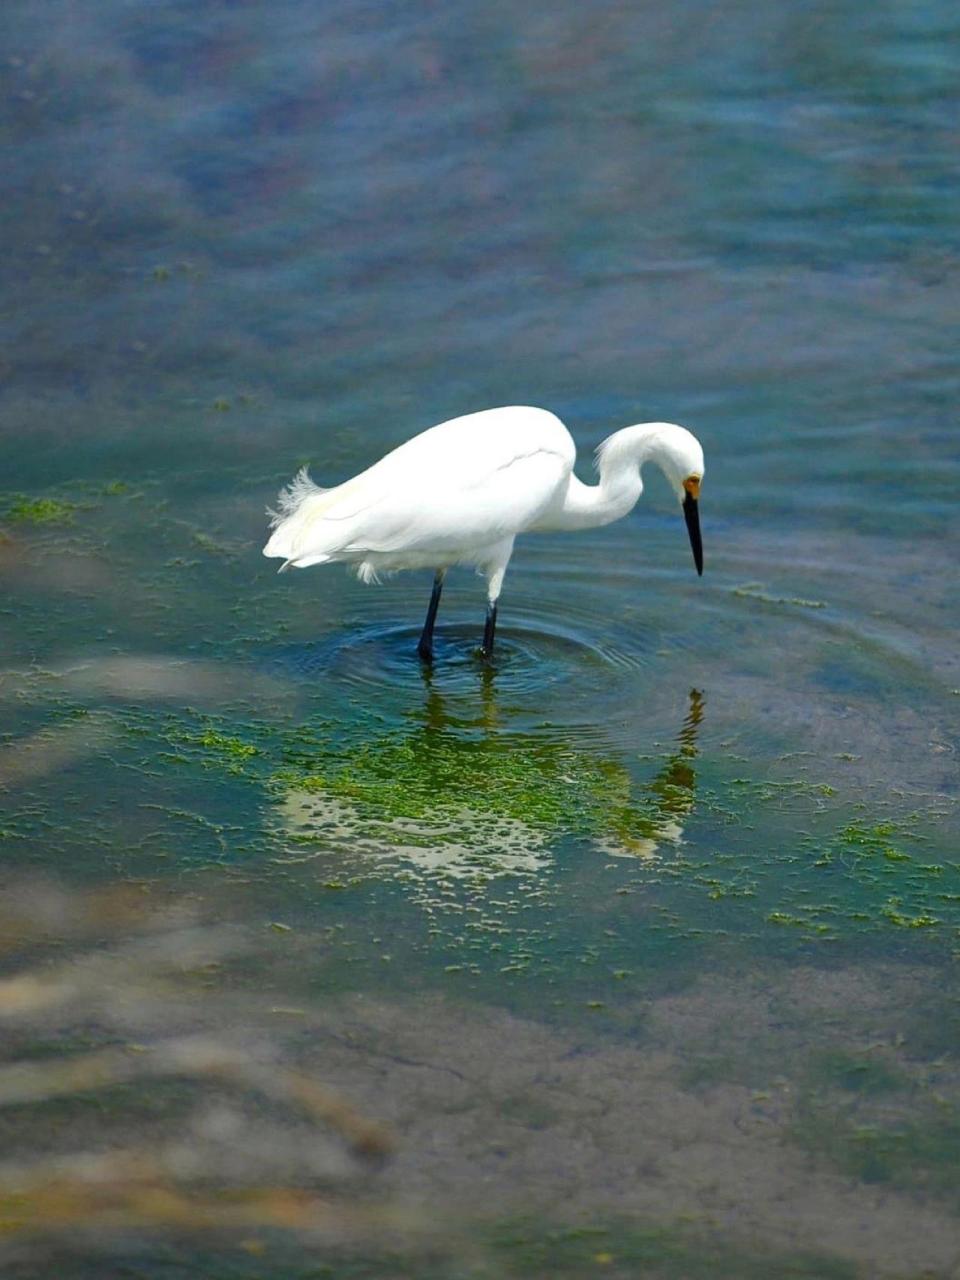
(263, 406, 705, 662)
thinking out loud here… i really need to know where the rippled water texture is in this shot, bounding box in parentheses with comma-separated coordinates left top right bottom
(2, 0, 959, 1276)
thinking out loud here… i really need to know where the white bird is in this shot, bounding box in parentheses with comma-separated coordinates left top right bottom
(263, 406, 705, 662)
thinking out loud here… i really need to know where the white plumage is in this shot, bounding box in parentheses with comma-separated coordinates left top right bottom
(263, 406, 705, 661)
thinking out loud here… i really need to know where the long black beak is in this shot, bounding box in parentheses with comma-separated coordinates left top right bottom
(683, 493, 703, 576)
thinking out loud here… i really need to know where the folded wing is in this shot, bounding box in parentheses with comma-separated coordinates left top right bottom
(263, 407, 574, 568)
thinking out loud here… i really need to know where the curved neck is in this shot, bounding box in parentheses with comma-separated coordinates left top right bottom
(550, 425, 669, 532)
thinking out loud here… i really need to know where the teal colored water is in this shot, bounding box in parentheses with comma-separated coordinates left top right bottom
(1, 1, 958, 1275)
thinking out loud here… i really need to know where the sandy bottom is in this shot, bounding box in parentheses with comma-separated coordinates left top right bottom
(279, 960, 960, 1276)
(1, 884, 959, 1278)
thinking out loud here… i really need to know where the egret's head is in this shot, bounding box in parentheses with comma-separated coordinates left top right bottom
(651, 424, 704, 498)
(653, 424, 705, 577)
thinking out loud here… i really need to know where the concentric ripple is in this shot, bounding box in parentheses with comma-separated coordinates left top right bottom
(266, 611, 648, 697)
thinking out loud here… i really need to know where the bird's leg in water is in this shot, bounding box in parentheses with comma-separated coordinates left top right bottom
(480, 550, 510, 662)
(417, 569, 446, 663)
(480, 601, 498, 660)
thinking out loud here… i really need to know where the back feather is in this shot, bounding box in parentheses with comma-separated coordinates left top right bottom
(267, 467, 327, 528)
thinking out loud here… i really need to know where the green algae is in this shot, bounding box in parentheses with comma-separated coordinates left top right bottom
(278, 730, 684, 850)
(8, 672, 955, 982)
(272, 690, 705, 859)
(91, 692, 955, 961)
(4, 495, 77, 525)
(189, 729, 261, 761)
(149, 717, 266, 777)
(1, 480, 135, 533)
(732, 582, 827, 609)
(782, 820, 957, 939)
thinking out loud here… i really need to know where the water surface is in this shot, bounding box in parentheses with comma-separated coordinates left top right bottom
(1, 1, 959, 1275)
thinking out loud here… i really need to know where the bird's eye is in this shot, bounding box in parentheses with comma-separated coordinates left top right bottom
(683, 476, 701, 500)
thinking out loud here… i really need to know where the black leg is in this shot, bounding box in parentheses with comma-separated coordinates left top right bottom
(417, 570, 445, 663)
(480, 600, 498, 659)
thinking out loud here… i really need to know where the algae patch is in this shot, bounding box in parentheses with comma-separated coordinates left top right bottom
(109, 693, 960, 957)
(153, 717, 265, 776)
(732, 582, 826, 609)
(273, 691, 705, 872)
(21, 681, 953, 972)
(5, 495, 78, 525)
(2, 480, 133, 529)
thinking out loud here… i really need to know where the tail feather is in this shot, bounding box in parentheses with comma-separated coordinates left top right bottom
(266, 466, 328, 529)
(278, 552, 332, 571)
(263, 466, 361, 567)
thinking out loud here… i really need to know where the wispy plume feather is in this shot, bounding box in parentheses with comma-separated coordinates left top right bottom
(267, 467, 327, 528)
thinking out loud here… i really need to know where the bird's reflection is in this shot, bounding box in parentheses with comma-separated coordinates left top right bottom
(277, 684, 705, 879)
(418, 656, 499, 729)
(596, 688, 704, 859)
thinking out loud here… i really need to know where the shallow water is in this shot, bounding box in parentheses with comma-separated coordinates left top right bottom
(1, 0, 959, 1275)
